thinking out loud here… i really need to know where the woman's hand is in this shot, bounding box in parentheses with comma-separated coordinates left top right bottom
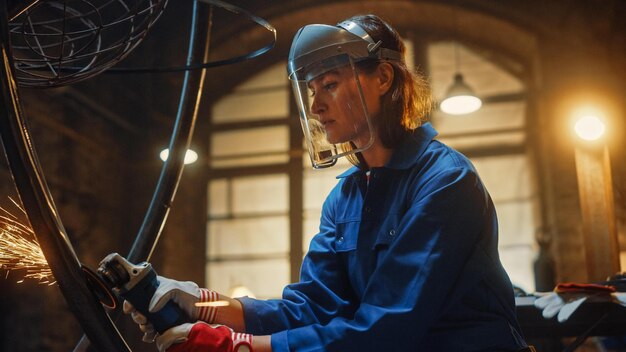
(157, 322, 253, 352)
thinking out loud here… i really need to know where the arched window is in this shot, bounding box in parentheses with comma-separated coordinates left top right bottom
(429, 41, 537, 292)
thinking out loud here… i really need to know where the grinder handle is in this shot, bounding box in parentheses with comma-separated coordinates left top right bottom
(122, 270, 190, 333)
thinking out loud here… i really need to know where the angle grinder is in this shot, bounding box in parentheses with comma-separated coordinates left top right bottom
(97, 253, 189, 333)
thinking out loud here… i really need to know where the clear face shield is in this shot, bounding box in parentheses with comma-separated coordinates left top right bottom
(289, 54, 375, 169)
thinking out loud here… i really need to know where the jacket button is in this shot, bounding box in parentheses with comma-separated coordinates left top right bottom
(389, 229, 396, 236)
(337, 236, 344, 243)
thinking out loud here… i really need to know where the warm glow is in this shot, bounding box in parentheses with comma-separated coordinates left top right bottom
(440, 95, 482, 115)
(159, 149, 198, 165)
(574, 115, 606, 141)
(195, 301, 230, 307)
(229, 285, 256, 298)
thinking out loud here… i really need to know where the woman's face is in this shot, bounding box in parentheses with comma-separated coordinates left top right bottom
(308, 65, 382, 148)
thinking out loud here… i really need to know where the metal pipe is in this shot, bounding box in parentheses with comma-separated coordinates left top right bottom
(74, 2, 212, 350)
(0, 3, 130, 351)
(128, 0, 211, 263)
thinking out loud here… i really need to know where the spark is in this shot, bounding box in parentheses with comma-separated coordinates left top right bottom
(0, 198, 54, 285)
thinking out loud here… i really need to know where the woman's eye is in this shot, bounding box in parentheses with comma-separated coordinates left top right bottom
(323, 82, 337, 90)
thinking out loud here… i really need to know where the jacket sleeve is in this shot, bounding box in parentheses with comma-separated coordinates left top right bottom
(245, 166, 495, 352)
(239, 183, 359, 334)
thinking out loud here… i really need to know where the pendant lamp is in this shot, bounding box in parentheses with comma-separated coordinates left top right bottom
(440, 42, 482, 115)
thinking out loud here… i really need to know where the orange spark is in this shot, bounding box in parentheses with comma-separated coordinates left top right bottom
(0, 198, 54, 285)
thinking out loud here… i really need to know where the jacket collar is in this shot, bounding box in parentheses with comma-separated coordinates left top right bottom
(336, 122, 438, 179)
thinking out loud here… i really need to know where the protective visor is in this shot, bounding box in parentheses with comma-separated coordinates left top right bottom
(289, 54, 375, 169)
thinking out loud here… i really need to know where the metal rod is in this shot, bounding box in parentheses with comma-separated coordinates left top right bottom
(74, 1, 212, 351)
(0, 2, 130, 351)
(128, 0, 211, 263)
(7, 0, 39, 21)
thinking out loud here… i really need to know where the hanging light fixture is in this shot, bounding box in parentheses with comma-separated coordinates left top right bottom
(440, 9, 482, 116)
(440, 72, 482, 115)
(159, 148, 198, 165)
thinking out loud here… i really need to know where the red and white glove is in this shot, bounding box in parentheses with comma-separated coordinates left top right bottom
(156, 322, 253, 352)
(149, 276, 220, 323)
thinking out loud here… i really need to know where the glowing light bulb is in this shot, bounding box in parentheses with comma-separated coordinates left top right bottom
(574, 115, 605, 141)
(440, 73, 482, 115)
(159, 149, 198, 164)
(440, 95, 482, 115)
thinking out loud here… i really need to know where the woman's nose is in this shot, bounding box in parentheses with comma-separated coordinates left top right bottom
(311, 95, 325, 114)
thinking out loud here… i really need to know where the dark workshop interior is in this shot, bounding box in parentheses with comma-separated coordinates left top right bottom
(1, 0, 626, 351)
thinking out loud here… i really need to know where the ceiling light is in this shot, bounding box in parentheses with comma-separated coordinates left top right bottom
(159, 148, 198, 165)
(574, 115, 605, 141)
(440, 73, 482, 115)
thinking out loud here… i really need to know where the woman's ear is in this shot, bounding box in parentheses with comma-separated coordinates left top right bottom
(376, 62, 394, 96)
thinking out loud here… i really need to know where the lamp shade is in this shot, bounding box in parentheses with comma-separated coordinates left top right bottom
(440, 73, 482, 115)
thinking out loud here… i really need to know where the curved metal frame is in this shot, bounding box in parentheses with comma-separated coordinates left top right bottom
(125, 0, 276, 262)
(1, 0, 275, 350)
(128, 1, 210, 263)
(107, 0, 276, 74)
(9, 0, 171, 87)
(8, 0, 277, 78)
(1, 1, 210, 350)
(74, 2, 212, 350)
(0, 2, 131, 350)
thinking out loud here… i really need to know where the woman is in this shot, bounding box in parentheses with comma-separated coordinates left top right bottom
(126, 14, 529, 352)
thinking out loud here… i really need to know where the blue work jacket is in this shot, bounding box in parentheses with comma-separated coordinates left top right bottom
(239, 123, 527, 351)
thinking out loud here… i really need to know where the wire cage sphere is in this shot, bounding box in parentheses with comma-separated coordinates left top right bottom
(9, 0, 169, 88)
